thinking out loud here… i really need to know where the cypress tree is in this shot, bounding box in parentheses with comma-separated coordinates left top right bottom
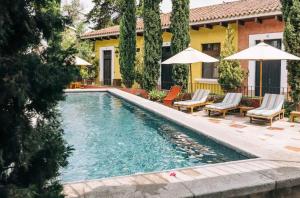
(143, 0, 162, 91)
(0, 0, 77, 197)
(218, 27, 245, 92)
(281, 0, 300, 108)
(170, 0, 190, 90)
(119, 0, 136, 88)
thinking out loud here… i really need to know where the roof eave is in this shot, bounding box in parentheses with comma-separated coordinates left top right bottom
(81, 11, 282, 40)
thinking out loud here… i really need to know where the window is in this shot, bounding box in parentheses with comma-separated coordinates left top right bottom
(201, 43, 220, 79)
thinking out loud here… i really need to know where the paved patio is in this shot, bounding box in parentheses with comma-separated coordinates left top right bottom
(63, 88, 300, 197)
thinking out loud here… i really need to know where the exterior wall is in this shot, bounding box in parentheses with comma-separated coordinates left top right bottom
(93, 18, 286, 95)
(95, 36, 144, 85)
(189, 24, 238, 93)
(238, 19, 284, 89)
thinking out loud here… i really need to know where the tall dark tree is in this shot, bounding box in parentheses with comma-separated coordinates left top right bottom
(0, 0, 77, 197)
(143, 0, 162, 91)
(86, 0, 121, 30)
(170, 0, 190, 90)
(281, 0, 300, 109)
(119, 0, 136, 87)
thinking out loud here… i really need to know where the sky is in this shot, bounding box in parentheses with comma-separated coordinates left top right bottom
(63, 0, 238, 14)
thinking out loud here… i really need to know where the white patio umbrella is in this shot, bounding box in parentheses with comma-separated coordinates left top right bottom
(162, 47, 218, 92)
(75, 56, 92, 66)
(225, 42, 300, 101)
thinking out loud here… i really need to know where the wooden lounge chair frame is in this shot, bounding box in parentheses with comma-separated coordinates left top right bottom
(174, 101, 212, 113)
(248, 109, 285, 126)
(205, 106, 240, 118)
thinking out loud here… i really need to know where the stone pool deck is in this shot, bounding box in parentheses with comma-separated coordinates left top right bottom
(63, 88, 300, 197)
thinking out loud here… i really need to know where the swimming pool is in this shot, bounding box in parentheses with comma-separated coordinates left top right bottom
(59, 92, 248, 182)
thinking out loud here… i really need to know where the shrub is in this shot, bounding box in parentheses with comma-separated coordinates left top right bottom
(218, 26, 245, 92)
(148, 90, 166, 102)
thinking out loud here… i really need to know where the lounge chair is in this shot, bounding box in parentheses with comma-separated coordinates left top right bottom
(163, 86, 181, 106)
(247, 94, 285, 126)
(204, 93, 242, 117)
(174, 89, 210, 113)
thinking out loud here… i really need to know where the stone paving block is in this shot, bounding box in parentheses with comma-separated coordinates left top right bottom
(183, 171, 275, 197)
(203, 166, 232, 176)
(194, 167, 220, 177)
(256, 160, 282, 169)
(116, 176, 137, 185)
(136, 182, 194, 198)
(242, 162, 269, 171)
(226, 163, 250, 173)
(69, 183, 88, 196)
(101, 178, 121, 186)
(142, 174, 169, 184)
(257, 167, 300, 189)
(159, 172, 182, 183)
(81, 185, 137, 198)
(179, 169, 206, 179)
(171, 171, 194, 181)
(64, 185, 79, 198)
(85, 180, 104, 189)
(218, 165, 242, 174)
(133, 175, 153, 185)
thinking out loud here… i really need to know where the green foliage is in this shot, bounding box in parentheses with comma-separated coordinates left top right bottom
(218, 27, 245, 92)
(119, 0, 136, 88)
(281, 0, 300, 109)
(136, 0, 144, 17)
(87, 0, 122, 30)
(135, 49, 145, 88)
(62, 0, 83, 26)
(61, 1, 97, 81)
(0, 0, 78, 197)
(61, 30, 97, 80)
(148, 89, 167, 101)
(170, 0, 190, 90)
(143, 0, 162, 91)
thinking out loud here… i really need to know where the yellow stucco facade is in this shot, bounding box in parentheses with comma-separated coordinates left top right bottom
(94, 24, 238, 93)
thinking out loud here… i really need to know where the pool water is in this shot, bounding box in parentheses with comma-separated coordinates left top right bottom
(59, 92, 248, 182)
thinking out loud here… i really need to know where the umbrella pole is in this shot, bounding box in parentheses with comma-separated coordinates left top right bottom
(190, 64, 193, 93)
(259, 60, 263, 104)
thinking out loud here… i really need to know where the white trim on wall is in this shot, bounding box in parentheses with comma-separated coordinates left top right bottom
(248, 32, 287, 90)
(99, 46, 115, 85)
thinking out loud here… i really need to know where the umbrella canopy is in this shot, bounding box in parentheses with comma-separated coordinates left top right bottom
(224, 42, 300, 103)
(75, 56, 92, 66)
(161, 47, 218, 92)
(225, 42, 300, 61)
(162, 47, 218, 64)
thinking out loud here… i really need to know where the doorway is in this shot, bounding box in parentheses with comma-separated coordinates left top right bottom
(161, 46, 173, 90)
(255, 39, 282, 96)
(103, 50, 112, 86)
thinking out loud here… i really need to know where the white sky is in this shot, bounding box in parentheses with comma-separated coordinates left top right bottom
(63, 0, 238, 14)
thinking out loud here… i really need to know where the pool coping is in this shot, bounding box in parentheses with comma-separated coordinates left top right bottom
(63, 88, 300, 197)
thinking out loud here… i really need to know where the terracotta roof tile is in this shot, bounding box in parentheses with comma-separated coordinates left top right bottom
(82, 0, 281, 39)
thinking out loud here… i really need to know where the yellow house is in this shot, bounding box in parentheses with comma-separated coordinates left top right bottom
(82, 0, 284, 95)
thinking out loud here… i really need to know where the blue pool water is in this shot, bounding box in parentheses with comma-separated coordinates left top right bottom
(59, 92, 248, 182)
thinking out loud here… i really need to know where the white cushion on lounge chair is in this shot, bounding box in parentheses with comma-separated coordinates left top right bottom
(174, 89, 210, 106)
(206, 93, 242, 110)
(247, 94, 284, 116)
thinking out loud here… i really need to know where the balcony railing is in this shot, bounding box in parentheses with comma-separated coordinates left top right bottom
(160, 81, 291, 101)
